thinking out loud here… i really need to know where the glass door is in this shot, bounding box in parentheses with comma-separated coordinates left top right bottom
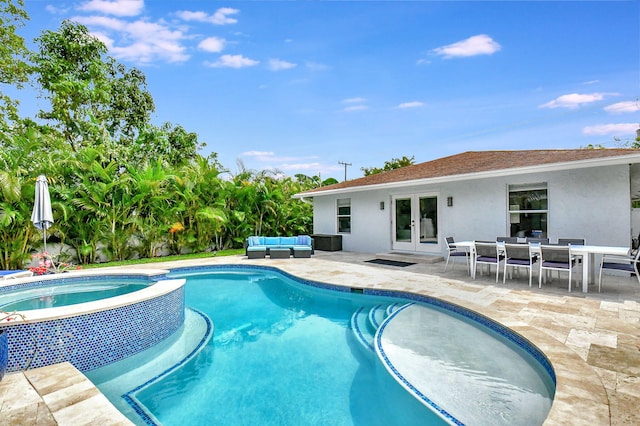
(392, 194, 440, 252)
(392, 197, 414, 250)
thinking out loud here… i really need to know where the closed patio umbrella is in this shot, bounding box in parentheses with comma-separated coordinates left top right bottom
(31, 175, 54, 252)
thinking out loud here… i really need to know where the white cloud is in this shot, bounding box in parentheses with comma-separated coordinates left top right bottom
(269, 59, 297, 71)
(176, 8, 239, 25)
(241, 151, 320, 165)
(582, 123, 638, 136)
(205, 54, 259, 68)
(342, 97, 366, 104)
(397, 101, 424, 109)
(242, 151, 275, 157)
(73, 15, 189, 64)
(198, 37, 225, 53)
(74, 15, 126, 31)
(280, 162, 323, 171)
(46, 4, 70, 14)
(432, 34, 501, 59)
(540, 92, 614, 109)
(604, 101, 640, 114)
(343, 105, 368, 112)
(79, 0, 143, 17)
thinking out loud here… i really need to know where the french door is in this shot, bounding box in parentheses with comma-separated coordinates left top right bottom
(392, 194, 439, 252)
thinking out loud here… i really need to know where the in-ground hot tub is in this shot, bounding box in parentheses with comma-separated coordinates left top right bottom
(0, 269, 186, 372)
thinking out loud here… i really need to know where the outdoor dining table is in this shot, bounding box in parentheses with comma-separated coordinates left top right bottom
(454, 241, 631, 293)
(570, 245, 631, 292)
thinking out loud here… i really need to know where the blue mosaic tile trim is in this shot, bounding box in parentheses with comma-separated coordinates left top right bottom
(350, 306, 374, 352)
(0, 273, 165, 297)
(0, 330, 7, 380)
(376, 303, 463, 426)
(0, 286, 184, 372)
(122, 308, 214, 426)
(364, 288, 556, 385)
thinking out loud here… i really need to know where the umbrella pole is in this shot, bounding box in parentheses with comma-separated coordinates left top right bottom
(43, 228, 47, 253)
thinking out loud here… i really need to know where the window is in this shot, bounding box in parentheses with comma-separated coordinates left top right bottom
(508, 184, 547, 238)
(337, 198, 351, 233)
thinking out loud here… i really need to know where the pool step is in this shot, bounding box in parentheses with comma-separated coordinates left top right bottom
(385, 302, 403, 317)
(351, 303, 408, 353)
(368, 304, 387, 330)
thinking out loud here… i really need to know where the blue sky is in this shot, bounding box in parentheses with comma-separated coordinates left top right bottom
(16, 0, 640, 180)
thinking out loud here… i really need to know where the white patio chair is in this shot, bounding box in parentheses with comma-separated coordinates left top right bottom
(444, 237, 470, 273)
(474, 241, 504, 283)
(598, 248, 640, 292)
(538, 245, 577, 292)
(503, 243, 537, 287)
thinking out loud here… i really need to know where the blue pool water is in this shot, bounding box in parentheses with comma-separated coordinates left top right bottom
(0, 277, 152, 310)
(88, 267, 554, 425)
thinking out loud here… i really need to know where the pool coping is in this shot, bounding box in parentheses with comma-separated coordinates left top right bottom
(2, 255, 634, 425)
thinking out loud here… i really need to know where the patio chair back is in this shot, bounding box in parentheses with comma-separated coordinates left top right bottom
(539, 245, 576, 292)
(557, 238, 585, 246)
(497, 236, 518, 243)
(540, 245, 572, 264)
(474, 241, 504, 282)
(503, 243, 537, 287)
(504, 243, 531, 262)
(526, 237, 550, 244)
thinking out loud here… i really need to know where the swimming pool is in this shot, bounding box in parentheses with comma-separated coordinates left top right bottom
(0, 270, 185, 372)
(0, 276, 153, 310)
(88, 266, 555, 425)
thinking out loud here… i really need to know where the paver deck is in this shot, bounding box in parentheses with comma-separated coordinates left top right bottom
(1, 252, 638, 425)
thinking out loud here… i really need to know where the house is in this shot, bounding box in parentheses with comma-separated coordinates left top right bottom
(294, 149, 640, 255)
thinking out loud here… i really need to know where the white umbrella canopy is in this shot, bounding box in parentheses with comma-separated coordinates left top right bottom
(31, 175, 54, 251)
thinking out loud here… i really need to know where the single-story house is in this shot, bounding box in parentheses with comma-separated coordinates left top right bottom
(294, 149, 640, 256)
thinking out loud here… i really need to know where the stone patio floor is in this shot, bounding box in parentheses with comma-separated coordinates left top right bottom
(1, 251, 639, 425)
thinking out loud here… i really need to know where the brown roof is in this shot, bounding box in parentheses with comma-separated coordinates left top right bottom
(302, 149, 640, 195)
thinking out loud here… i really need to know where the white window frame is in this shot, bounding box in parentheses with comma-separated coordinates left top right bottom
(508, 183, 548, 238)
(337, 198, 351, 234)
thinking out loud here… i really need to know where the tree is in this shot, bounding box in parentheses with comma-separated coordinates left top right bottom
(361, 155, 415, 176)
(0, 0, 31, 123)
(131, 123, 204, 168)
(32, 20, 155, 155)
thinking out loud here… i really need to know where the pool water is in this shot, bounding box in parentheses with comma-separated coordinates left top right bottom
(88, 268, 554, 425)
(0, 278, 152, 310)
(129, 270, 441, 425)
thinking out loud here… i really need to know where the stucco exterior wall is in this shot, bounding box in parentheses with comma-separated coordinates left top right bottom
(311, 164, 632, 254)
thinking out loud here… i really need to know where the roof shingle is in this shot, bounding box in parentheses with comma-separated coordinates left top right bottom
(303, 149, 640, 194)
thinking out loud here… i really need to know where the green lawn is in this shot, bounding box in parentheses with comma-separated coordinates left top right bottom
(80, 249, 245, 269)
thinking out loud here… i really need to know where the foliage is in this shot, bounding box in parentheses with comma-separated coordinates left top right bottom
(31, 20, 157, 162)
(361, 155, 415, 176)
(0, 0, 30, 123)
(0, 18, 316, 269)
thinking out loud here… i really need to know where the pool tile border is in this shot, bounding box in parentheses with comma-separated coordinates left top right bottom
(122, 307, 214, 426)
(168, 264, 556, 425)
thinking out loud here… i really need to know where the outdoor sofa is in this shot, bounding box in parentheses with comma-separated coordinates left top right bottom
(245, 235, 314, 259)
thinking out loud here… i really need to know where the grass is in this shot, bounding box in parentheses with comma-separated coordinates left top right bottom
(80, 249, 245, 269)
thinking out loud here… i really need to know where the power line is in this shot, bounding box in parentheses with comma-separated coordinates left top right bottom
(338, 161, 352, 181)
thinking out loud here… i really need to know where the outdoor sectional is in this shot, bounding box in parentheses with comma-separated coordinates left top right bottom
(245, 235, 314, 259)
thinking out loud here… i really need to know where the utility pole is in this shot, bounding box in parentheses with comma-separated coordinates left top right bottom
(338, 161, 352, 182)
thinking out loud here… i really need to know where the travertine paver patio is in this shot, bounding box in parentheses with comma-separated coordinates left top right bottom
(1, 252, 638, 425)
